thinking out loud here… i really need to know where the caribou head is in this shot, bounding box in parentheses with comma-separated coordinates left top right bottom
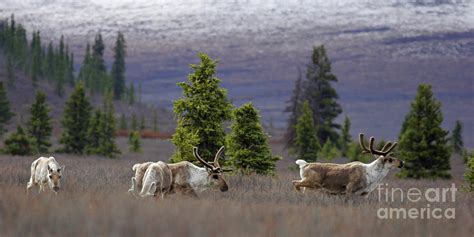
(359, 133, 404, 169)
(193, 146, 230, 192)
(47, 164, 64, 193)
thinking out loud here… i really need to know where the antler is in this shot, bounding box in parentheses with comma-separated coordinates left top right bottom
(213, 146, 225, 168)
(193, 147, 214, 169)
(359, 133, 398, 156)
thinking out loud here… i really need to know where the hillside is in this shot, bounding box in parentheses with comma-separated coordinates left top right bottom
(0, 54, 175, 140)
(1, 0, 472, 146)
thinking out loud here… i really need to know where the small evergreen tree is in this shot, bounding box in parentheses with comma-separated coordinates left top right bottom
(111, 31, 126, 100)
(98, 94, 120, 157)
(227, 103, 279, 175)
(450, 120, 464, 155)
(3, 126, 35, 156)
(464, 152, 474, 191)
(26, 91, 52, 153)
(294, 101, 320, 162)
(128, 131, 141, 153)
(59, 82, 92, 154)
(398, 84, 451, 179)
(339, 116, 351, 156)
(284, 67, 303, 149)
(317, 139, 340, 161)
(85, 109, 102, 155)
(0, 81, 14, 136)
(171, 53, 232, 163)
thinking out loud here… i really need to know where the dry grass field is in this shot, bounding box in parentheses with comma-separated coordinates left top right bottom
(0, 139, 472, 237)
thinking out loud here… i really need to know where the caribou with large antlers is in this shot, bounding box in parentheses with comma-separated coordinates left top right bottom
(292, 133, 403, 196)
(166, 146, 230, 197)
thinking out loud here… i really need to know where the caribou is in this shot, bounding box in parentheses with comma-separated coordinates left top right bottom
(292, 133, 404, 196)
(139, 161, 173, 199)
(27, 156, 65, 195)
(128, 162, 153, 195)
(166, 146, 230, 197)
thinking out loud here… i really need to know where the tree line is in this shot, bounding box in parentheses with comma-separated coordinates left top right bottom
(0, 15, 137, 103)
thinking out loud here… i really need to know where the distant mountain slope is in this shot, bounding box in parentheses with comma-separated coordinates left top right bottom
(1, 0, 472, 146)
(0, 55, 175, 138)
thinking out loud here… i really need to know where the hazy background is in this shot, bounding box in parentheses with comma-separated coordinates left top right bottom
(1, 0, 472, 145)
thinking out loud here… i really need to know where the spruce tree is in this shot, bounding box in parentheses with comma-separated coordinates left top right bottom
(0, 81, 14, 136)
(339, 116, 352, 156)
(98, 94, 120, 157)
(284, 67, 303, 149)
(26, 91, 52, 153)
(171, 53, 232, 163)
(465, 152, 474, 191)
(303, 45, 342, 145)
(45, 41, 54, 80)
(60, 82, 92, 154)
(3, 125, 35, 156)
(91, 33, 107, 93)
(54, 35, 66, 97)
(398, 84, 451, 179)
(111, 31, 126, 100)
(294, 101, 320, 162)
(227, 103, 279, 175)
(30, 31, 42, 86)
(85, 109, 102, 155)
(317, 140, 340, 161)
(78, 43, 93, 87)
(450, 120, 464, 155)
(128, 130, 141, 153)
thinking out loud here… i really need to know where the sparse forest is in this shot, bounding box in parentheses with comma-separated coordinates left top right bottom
(0, 8, 472, 237)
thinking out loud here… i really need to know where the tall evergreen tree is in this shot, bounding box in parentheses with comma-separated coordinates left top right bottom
(284, 67, 303, 149)
(398, 84, 451, 179)
(67, 51, 74, 86)
(59, 82, 92, 154)
(450, 120, 464, 155)
(227, 103, 279, 175)
(111, 31, 126, 100)
(294, 101, 320, 162)
(85, 109, 103, 155)
(45, 41, 54, 80)
(171, 53, 232, 163)
(78, 43, 93, 87)
(13, 24, 28, 70)
(98, 93, 120, 157)
(128, 130, 141, 153)
(3, 126, 35, 156)
(339, 116, 352, 156)
(26, 91, 52, 153)
(303, 45, 342, 145)
(30, 31, 42, 86)
(54, 35, 66, 96)
(91, 33, 107, 93)
(0, 81, 14, 136)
